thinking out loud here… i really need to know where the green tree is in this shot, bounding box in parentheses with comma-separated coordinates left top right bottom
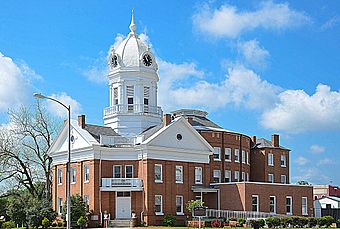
(297, 180, 310, 185)
(186, 199, 204, 213)
(62, 194, 88, 227)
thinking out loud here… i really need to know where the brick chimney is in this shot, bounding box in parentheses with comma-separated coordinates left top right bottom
(163, 114, 172, 127)
(251, 136, 257, 144)
(272, 134, 279, 147)
(186, 117, 193, 125)
(78, 115, 86, 129)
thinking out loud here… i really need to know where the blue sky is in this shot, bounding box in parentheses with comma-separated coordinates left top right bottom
(0, 0, 339, 185)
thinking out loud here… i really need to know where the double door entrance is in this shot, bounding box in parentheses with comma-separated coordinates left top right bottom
(116, 191, 131, 219)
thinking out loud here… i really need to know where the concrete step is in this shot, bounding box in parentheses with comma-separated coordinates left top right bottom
(108, 219, 132, 228)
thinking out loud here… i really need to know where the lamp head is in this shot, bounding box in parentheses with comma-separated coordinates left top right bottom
(33, 93, 47, 99)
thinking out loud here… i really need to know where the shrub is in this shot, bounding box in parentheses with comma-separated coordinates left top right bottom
(300, 217, 309, 227)
(237, 218, 246, 226)
(2, 220, 15, 229)
(280, 216, 293, 228)
(42, 217, 50, 229)
(186, 200, 204, 213)
(163, 214, 176, 227)
(77, 216, 87, 228)
(308, 217, 317, 227)
(323, 216, 335, 227)
(257, 219, 265, 228)
(57, 220, 63, 227)
(265, 217, 274, 228)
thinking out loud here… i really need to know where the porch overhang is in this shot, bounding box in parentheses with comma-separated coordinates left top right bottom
(192, 186, 218, 193)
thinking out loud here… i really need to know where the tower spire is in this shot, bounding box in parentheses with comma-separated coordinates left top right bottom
(129, 8, 136, 34)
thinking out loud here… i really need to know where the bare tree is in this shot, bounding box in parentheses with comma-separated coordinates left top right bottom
(0, 101, 60, 201)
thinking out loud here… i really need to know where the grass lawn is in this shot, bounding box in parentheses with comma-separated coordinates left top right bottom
(134, 228, 340, 229)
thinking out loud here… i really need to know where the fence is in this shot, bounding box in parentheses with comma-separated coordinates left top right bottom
(206, 209, 285, 220)
(322, 208, 340, 220)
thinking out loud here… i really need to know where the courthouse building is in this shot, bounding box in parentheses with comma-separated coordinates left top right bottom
(49, 12, 313, 226)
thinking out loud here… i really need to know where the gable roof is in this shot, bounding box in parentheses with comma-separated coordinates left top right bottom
(319, 196, 340, 202)
(84, 124, 119, 142)
(256, 138, 289, 150)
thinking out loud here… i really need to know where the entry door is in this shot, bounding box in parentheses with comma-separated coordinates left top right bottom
(116, 192, 131, 219)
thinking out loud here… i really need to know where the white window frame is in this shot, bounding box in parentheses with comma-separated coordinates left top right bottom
(268, 153, 274, 166)
(113, 165, 122, 178)
(242, 150, 246, 164)
(176, 165, 183, 184)
(225, 148, 232, 162)
(246, 173, 249, 181)
(252, 195, 259, 212)
(57, 168, 62, 185)
(176, 195, 184, 215)
(58, 197, 63, 214)
(225, 170, 231, 183)
(125, 165, 133, 178)
(155, 195, 163, 215)
(213, 147, 221, 161)
(281, 175, 286, 184)
(234, 149, 240, 163)
(84, 195, 89, 207)
(270, 196, 276, 213)
(213, 170, 221, 183)
(281, 155, 287, 167)
(195, 167, 203, 184)
(71, 167, 76, 184)
(84, 165, 90, 183)
(154, 164, 163, 183)
(234, 171, 239, 182)
(302, 197, 308, 215)
(286, 196, 292, 215)
(242, 172, 245, 181)
(268, 173, 274, 183)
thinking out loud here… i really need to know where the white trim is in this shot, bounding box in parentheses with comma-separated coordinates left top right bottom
(84, 164, 90, 182)
(195, 167, 203, 184)
(270, 195, 276, 213)
(281, 175, 287, 184)
(175, 165, 183, 184)
(210, 181, 313, 187)
(225, 148, 231, 162)
(286, 196, 293, 215)
(234, 149, 240, 163)
(114, 165, 122, 178)
(213, 147, 221, 161)
(176, 195, 184, 215)
(268, 153, 274, 166)
(125, 165, 133, 178)
(302, 196, 308, 215)
(252, 195, 259, 212)
(154, 164, 163, 183)
(281, 155, 287, 167)
(268, 173, 274, 183)
(155, 195, 163, 215)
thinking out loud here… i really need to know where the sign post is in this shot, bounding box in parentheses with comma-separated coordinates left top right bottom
(193, 206, 207, 229)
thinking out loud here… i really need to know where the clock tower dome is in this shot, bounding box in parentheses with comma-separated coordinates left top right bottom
(103, 10, 163, 136)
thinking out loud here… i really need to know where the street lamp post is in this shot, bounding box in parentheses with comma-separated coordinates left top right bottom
(33, 93, 71, 229)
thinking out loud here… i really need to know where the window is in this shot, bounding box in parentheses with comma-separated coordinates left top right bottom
(84, 195, 89, 207)
(225, 148, 231, 162)
(281, 175, 286, 184)
(270, 196, 276, 213)
(57, 168, 62, 185)
(252, 195, 259, 212)
(281, 155, 286, 167)
(286, 196, 292, 215)
(155, 195, 163, 215)
(176, 196, 184, 215)
(213, 147, 221, 160)
(84, 165, 90, 182)
(125, 165, 133, 178)
(113, 87, 118, 105)
(268, 173, 274, 183)
(225, 170, 231, 183)
(268, 153, 274, 166)
(234, 149, 240, 162)
(302, 197, 308, 215)
(58, 197, 63, 214)
(247, 151, 249, 164)
(246, 173, 249, 181)
(71, 167, 76, 183)
(114, 165, 122, 178)
(234, 171, 239, 182)
(144, 86, 149, 105)
(155, 164, 163, 183)
(127, 85, 134, 112)
(242, 150, 246, 164)
(195, 167, 203, 184)
(213, 170, 221, 183)
(242, 172, 245, 181)
(176, 166, 183, 183)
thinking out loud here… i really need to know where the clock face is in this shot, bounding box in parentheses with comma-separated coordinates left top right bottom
(111, 55, 118, 67)
(143, 54, 153, 66)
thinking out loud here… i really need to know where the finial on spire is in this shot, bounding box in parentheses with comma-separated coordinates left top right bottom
(129, 8, 136, 33)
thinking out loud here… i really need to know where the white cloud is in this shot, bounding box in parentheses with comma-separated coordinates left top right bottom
(310, 144, 325, 154)
(261, 84, 340, 133)
(237, 40, 269, 68)
(45, 92, 82, 118)
(294, 156, 309, 165)
(113, 33, 125, 49)
(292, 167, 330, 184)
(0, 52, 33, 112)
(193, 1, 310, 38)
(321, 16, 340, 31)
(82, 54, 107, 84)
(318, 158, 334, 166)
(159, 63, 280, 112)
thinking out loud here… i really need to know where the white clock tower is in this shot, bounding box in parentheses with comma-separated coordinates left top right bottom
(103, 10, 163, 136)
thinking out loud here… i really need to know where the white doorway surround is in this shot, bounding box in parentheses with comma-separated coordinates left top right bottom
(116, 191, 131, 219)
